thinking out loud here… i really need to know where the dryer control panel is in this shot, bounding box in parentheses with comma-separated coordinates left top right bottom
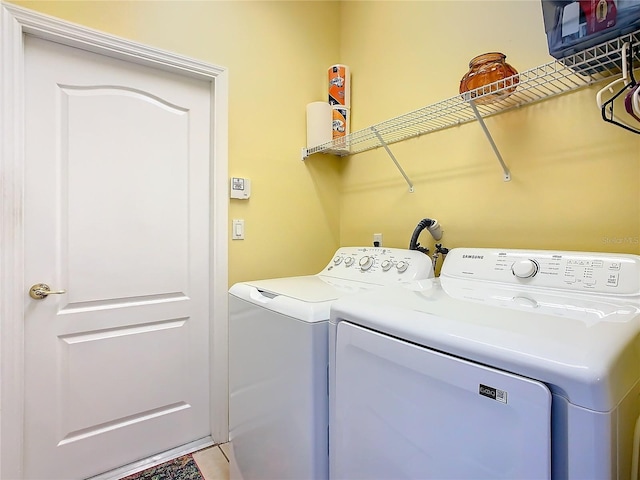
(320, 247, 434, 285)
(441, 248, 640, 296)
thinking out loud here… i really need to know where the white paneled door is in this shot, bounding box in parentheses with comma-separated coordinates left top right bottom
(22, 35, 212, 479)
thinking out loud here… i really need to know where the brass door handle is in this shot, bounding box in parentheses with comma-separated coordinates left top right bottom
(29, 283, 66, 300)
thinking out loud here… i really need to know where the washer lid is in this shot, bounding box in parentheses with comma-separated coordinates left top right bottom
(240, 275, 378, 302)
(229, 275, 381, 323)
(329, 278, 640, 411)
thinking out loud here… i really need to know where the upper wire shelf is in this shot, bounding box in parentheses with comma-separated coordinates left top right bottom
(302, 28, 640, 159)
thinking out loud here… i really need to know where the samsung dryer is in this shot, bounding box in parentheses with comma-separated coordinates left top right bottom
(329, 247, 640, 480)
(229, 246, 434, 480)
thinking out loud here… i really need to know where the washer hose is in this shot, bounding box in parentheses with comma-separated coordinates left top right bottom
(409, 218, 443, 254)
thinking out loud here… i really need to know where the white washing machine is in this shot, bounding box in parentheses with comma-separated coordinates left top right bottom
(329, 247, 640, 480)
(229, 246, 434, 480)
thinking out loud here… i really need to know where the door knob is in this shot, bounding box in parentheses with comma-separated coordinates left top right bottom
(29, 283, 66, 300)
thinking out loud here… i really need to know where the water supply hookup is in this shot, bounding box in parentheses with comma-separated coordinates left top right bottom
(409, 218, 443, 254)
(409, 218, 448, 272)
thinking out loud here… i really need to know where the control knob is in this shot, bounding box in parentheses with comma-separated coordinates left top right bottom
(344, 257, 355, 267)
(333, 256, 343, 265)
(359, 256, 374, 271)
(396, 261, 409, 273)
(381, 260, 393, 271)
(511, 259, 539, 278)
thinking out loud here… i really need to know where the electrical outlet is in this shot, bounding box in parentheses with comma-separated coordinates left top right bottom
(373, 233, 383, 247)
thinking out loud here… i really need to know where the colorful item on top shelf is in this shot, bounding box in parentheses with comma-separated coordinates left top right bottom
(332, 106, 349, 139)
(541, 0, 640, 73)
(331, 106, 350, 152)
(459, 52, 519, 105)
(329, 64, 351, 107)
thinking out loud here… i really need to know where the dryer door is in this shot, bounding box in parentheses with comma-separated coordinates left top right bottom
(331, 322, 551, 480)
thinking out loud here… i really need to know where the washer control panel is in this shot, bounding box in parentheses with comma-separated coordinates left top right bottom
(441, 248, 640, 295)
(320, 247, 434, 284)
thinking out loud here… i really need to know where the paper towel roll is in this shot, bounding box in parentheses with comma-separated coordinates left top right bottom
(332, 106, 350, 139)
(306, 102, 332, 148)
(332, 106, 350, 152)
(328, 64, 351, 107)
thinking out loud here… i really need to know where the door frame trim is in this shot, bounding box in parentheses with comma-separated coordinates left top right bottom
(0, 4, 229, 478)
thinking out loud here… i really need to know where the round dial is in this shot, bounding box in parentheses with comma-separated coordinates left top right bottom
(359, 256, 374, 271)
(333, 256, 343, 265)
(396, 261, 409, 273)
(344, 257, 355, 266)
(511, 259, 539, 278)
(381, 260, 393, 271)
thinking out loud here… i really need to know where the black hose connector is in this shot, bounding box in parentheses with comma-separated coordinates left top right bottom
(435, 243, 449, 255)
(409, 218, 436, 255)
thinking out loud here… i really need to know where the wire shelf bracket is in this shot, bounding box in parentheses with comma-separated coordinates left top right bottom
(468, 100, 511, 182)
(371, 126, 415, 193)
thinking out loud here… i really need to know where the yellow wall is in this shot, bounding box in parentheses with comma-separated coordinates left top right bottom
(338, 1, 640, 259)
(10, 0, 343, 286)
(8, 0, 640, 284)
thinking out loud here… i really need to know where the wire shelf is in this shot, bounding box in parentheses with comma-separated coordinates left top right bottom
(303, 28, 640, 159)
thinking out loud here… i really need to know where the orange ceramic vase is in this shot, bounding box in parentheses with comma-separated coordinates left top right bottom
(459, 52, 519, 105)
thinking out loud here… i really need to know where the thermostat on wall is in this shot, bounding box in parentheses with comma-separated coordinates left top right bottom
(230, 177, 251, 199)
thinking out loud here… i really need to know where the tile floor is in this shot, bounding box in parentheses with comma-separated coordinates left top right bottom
(192, 443, 230, 480)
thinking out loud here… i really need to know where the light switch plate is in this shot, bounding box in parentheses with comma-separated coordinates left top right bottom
(232, 219, 244, 240)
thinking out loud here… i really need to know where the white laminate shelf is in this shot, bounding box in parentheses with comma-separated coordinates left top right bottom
(302, 28, 640, 188)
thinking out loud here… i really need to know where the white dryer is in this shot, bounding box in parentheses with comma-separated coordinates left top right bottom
(229, 246, 434, 480)
(329, 248, 640, 480)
